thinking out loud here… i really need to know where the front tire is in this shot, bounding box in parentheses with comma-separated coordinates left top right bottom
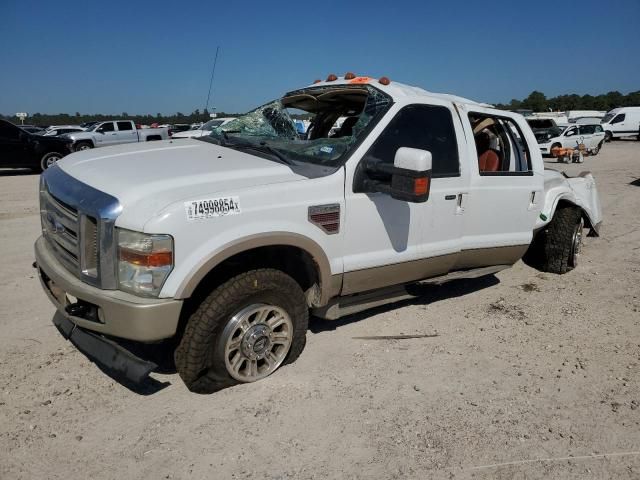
(604, 131, 613, 143)
(523, 206, 584, 274)
(75, 141, 93, 152)
(40, 152, 62, 171)
(174, 269, 308, 393)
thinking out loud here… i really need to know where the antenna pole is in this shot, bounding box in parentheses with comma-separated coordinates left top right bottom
(204, 46, 220, 119)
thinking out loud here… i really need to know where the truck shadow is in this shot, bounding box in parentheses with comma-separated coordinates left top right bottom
(74, 275, 499, 395)
(309, 274, 500, 333)
(0, 168, 37, 177)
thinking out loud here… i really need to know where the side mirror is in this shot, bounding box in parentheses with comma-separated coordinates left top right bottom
(365, 147, 433, 203)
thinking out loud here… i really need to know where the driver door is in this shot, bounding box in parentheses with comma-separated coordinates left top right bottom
(95, 122, 118, 146)
(342, 101, 468, 295)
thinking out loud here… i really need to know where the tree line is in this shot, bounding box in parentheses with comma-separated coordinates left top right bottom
(3, 89, 639, 126)
(496, 90, 640, 112)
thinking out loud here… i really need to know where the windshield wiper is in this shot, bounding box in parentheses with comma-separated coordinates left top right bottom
(226, 140, 292, 165)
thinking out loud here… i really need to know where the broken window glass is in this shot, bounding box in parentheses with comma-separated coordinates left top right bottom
(201, 85, 392, 167)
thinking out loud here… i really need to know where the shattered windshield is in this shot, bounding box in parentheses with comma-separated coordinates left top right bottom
(199, 85, 392, 167)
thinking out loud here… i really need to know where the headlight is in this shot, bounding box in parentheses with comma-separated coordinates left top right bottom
(117, 229, 173, 297)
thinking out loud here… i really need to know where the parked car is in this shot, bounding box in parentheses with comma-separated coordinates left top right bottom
(20, 125, 46, 135)
(35, 75, 602, 392)
(168, 124, 192, 137)
(41, 125, 86, 137)
(63, 120, 169, 151)
(0, 119, 72, 171)
(536, 124, 606, 156)
(601, 107, 640, 141)
(171, 118, 235, 138)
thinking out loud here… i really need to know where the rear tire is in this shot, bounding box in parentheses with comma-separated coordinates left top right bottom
(174, 269, 308, 393)
(523, 206, 584, 274)
(604, 131, 613, 143)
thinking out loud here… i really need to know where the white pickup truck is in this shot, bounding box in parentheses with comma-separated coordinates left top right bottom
(63, 120, 168, 151)
(34, 75, 602, 393)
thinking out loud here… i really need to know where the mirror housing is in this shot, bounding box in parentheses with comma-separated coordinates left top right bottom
(365, 147, 432, 203)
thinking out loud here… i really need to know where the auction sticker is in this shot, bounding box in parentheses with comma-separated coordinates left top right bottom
(185, 196, 241, 220)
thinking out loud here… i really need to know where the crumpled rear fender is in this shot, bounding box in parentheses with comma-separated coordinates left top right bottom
(538, 170, 603, 235)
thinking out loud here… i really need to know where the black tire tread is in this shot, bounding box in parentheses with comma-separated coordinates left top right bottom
(174, 268, 308, 393)
(524, 206, 582, 274)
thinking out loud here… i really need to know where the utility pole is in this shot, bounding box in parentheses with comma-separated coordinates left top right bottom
(204, 46, 220, 120)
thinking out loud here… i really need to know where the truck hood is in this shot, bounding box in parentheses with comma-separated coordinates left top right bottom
(57, 139, 305, 222)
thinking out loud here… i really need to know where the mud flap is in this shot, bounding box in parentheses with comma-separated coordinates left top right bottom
(53, 312, 158, 384)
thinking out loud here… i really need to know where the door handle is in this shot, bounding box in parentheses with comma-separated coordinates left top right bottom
(444, 194, 456, 200)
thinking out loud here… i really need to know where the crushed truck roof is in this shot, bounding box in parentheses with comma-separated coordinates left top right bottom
(304, 75, 493, 108)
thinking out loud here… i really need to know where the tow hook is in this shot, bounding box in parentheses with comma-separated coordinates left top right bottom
(65, 303, 88, 317)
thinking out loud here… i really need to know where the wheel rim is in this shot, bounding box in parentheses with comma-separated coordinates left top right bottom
(570, 217, 584, 267)
(44, 154, 60, 169)
(222, 303, 293, 382)
(77, 144, 91, 151)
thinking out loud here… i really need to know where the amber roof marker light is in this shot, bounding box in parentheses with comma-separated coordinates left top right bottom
(313, 79, 321, 84)
(344, 72, 356, 80)
(326, 74, 338, 82)
(379, 77, 391, 85)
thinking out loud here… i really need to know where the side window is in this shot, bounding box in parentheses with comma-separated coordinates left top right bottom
(362, 104, 460, 177)
(98, 122, 115, 132)
(594, 125, 603, 133)
(565, 126, 578, 137)
(611, 114, 625, 124)
(579, 125, 595, 135)
(117, 121, 133, 131)
(0, 122, 20, 140)
(468, 113, 532, 174)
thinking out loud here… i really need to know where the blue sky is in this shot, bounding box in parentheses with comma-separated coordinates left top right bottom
(1, 0, 638, 115)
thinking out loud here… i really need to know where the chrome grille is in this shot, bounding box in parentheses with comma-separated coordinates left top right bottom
(39, 166, 121, 289)
(41, 189, 80, 273)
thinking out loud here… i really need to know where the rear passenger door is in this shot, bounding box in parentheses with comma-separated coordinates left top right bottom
(116, 121, 138, 144)
(456, 106, 544, 268)
(578, 125, 595, 148)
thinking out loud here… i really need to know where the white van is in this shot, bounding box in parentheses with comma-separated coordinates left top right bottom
(601, 107, 640, 141)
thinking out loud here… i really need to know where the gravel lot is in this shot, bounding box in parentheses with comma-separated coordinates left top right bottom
(1, 140, 639, 479)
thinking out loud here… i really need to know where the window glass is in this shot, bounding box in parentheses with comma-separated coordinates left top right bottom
(362, 104, 460, 177)
(0, 122, 20, 140)
(611, 114, 625, 124)
(594, 125, 603, 133)
(579, 125, 595, 135)
(117, 121, 133, 131)
(565, 127, 578, 136)
(98, 122, 115, 132)
(468, 113, 532, 174)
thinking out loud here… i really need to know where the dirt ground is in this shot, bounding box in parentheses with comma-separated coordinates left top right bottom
(1, 140, 639, 479)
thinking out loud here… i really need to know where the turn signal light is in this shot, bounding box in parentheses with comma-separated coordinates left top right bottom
(414, 177, 429, 195)
(119, 248, 172, 268)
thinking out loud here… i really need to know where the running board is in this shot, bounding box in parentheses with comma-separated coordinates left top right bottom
(313, 264, 510, 320)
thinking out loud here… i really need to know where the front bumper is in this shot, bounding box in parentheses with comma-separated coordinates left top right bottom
(35, 236, 183, 342)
